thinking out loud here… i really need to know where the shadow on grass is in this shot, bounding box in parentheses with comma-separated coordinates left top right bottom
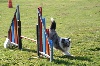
(53, 59, 73, 65)
(89, 47, 100, 51)
(22, 48, 37, 53)
(56, 55, 92, 62)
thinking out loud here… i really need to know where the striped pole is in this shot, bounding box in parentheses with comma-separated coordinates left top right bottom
(46, 29, 50, 55)
(13, 13, 18, 44)
(18, 20, 22, 50)
(42, 18, 46, 54)
(37, 7, 53, 62)
(49, 40, 53, 62)
(36, 24, 40, 57)
(38, 7, 43, 52)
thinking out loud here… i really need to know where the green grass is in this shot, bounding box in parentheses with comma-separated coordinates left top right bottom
(0, 0, 100, 66)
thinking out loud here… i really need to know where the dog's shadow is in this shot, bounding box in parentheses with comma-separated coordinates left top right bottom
(88, 47, 100, 51)
(54, 55, 92, 65)
(59, 55, 91, 61)
(53, 59, 72, 65)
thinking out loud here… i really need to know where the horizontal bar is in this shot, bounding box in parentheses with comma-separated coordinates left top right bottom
(21, 36, 37, 42)
(39, 51, 50, 58)
(11, 42, 18, 46)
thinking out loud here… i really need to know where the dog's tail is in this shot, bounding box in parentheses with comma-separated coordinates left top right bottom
(51, 18, 55, 22)
(50, 18, 56, 30)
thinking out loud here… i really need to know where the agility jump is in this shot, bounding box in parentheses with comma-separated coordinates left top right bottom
(4, 5, 53, 62)
(4, 5, 36, 50)
(37, 7, 53, 62)
(4, 5, 22, 49)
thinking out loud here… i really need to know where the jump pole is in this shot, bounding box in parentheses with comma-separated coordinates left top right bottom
(37, 7, 53, 62)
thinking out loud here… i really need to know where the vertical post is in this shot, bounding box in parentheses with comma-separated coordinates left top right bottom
(49, 40, 53, 62)
(46, 29, 50, 55)
(42, 18, 46, 54)
(36, 24, 40, 57)
(14, 14, 18, 44)
(37, 8, 40, 54)
(17, 5, 22, 50)
(11, 20, 15, 42)
(38, 7, 42, 52)
(8, 26, 12, 42)
(16, 5, 20, 21)
(18, 20, 22, 50)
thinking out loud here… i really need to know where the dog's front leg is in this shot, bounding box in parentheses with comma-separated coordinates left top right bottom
(63, 51, 73, 56)
(63, 51, 71, 55)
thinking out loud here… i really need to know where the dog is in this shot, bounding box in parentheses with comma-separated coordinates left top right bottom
(49, 18, 73, 56)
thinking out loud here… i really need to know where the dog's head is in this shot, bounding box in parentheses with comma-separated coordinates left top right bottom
(61, 38, 71, 48)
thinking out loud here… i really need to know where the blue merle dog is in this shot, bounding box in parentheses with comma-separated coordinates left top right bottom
(49, 18, 73, 56)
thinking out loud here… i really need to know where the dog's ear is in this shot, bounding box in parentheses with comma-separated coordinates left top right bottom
(61, 39, 65, 43)
(66, 37, 71, 41)
(68, 38, 71, 41)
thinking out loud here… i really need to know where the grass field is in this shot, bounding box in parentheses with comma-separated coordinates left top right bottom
(0, 0, 100, 66)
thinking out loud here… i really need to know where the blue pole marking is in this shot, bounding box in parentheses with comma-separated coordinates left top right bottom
(49, 40, 53, 62)
(11, 20, 15, 42)
(49, 40, 53, 48)
(42, 18, 46, 54)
